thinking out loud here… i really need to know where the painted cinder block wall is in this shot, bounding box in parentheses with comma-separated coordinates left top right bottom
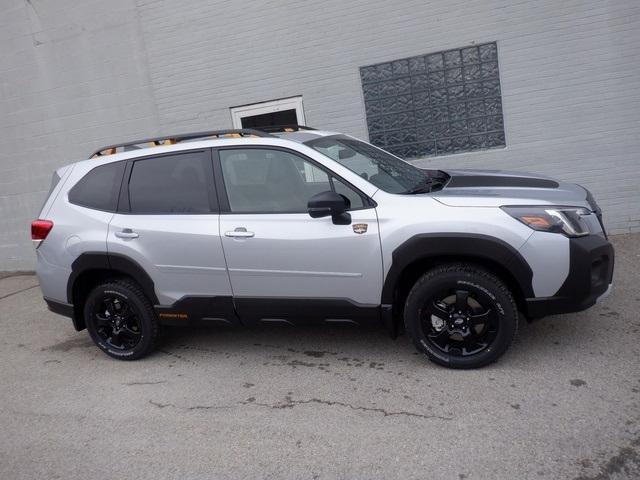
(1, 0, 638, 270)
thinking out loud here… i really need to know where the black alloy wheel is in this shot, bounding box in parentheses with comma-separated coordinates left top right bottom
(404, 263, 518, 369)
(93, 295, 142, 351)
(423, 288, 499, 357)
(84, 278, 159, 360)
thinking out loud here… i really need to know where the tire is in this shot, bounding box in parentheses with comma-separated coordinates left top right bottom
(83, 278, 159, 360)
(404, 263, 518, 369)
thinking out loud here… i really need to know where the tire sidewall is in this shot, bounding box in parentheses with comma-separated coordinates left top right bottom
(84, 283, 155, 360)
(405, 268, 517, 369)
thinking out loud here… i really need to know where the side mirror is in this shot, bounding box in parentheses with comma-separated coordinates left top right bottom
(307, 191, 351, 225)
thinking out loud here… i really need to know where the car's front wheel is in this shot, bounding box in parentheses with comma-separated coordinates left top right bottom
(84, 278, 159, 360)
(404, 264, 518, 369)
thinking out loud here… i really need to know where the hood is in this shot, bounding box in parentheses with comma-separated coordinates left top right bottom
(432, 168, 593, 209)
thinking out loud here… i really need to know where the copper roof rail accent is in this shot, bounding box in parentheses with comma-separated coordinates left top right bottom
(89, 128, 275, 158)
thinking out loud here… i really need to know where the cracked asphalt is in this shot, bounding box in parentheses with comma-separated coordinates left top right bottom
(1, 234, 639, 480)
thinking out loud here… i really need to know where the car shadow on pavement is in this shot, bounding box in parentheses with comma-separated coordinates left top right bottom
(153, 305, 606, 369)
(158, 323, 396, 355)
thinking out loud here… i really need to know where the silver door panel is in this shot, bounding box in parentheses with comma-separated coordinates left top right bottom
(219, 209, 382, 305)
(108, 214, 232, 304)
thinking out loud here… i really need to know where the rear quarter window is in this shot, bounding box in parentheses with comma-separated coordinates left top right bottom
(68, 162, 125, 212)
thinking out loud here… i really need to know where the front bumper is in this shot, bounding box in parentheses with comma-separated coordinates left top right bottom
(524, 234, 614, 319)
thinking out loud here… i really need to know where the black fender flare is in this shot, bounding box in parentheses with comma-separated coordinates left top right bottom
(380, 233, 534, 305)
(67, 252, 158, 305)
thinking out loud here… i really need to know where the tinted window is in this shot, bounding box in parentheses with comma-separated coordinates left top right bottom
(68, 162, 125, 211)
(128, 152, 211, 214)
(220, 149, 332, 213)
(333, 177, 364, 209)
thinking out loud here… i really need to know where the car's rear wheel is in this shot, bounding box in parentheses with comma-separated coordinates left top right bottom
(83, 278, 159, 360)
(404, 264, 518, 369)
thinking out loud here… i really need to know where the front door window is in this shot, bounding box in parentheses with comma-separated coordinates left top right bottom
(219, 148, 359, 213)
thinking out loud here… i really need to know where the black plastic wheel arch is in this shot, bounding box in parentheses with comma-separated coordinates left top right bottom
(381, 233, 534, 305)
(67, 252, 158, 305)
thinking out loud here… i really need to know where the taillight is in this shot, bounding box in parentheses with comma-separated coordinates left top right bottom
(31, 219, 54, 241)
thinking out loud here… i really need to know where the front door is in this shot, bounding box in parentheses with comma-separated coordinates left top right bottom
(215, 146, 383, 325)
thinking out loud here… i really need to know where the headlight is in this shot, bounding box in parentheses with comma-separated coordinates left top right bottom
(501, 206, 591, 237)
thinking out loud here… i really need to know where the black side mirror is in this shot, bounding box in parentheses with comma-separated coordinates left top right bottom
(307, 191, 351, 225)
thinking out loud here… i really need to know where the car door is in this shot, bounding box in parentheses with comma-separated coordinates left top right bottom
(107, 149, 237, 324)
(214, 146, 383, 326)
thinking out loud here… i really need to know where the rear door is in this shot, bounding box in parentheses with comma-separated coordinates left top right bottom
(107, 149, 236, 323)
(214, 146, 383, 325)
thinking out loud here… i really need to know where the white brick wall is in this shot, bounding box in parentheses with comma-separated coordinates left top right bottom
(0, 0, 161, 269)
(1, 0, 638, 269)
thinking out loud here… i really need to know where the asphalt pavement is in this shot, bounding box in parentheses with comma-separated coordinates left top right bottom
(0, 234, 638, 480)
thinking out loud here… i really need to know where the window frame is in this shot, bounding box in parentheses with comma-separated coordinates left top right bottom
(211, 145, 375, 215)
(117, 149, 219, 215)
(68, 160, 127, 213)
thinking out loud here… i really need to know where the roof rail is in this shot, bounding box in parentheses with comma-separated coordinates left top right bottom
(90, 128, 274, 158)
(256, 125, 316, 133)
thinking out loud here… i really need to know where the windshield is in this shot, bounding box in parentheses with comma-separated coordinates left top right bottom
(305, 135, 445, 194)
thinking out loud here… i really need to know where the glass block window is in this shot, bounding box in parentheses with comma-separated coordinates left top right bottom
(360, 42, 505, 159)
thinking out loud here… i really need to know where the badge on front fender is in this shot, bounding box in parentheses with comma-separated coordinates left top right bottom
(352, 223, 368, 234)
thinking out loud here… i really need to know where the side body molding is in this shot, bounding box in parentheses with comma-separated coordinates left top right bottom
(381, 233, 535, 305)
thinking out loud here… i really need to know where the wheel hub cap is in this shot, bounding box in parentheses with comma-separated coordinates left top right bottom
(449, 312, 470, 332)
(94, 296, 143, 350)
(423, 288, 499, 358)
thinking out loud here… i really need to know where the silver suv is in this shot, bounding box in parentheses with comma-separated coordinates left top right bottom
(33, 126, 614, 368)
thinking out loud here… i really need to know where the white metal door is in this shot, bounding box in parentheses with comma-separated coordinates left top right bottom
(219, 209, 383, 324)
(215, 145, 383, 324)
(220, 209, 382, 302)
(109, 214, 232, 306)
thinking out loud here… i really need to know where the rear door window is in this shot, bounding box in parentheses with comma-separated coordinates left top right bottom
(68, 162, 125, 212)
(128, 151, 213, 214)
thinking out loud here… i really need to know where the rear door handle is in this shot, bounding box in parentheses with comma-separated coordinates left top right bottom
(115, 228, 139, 239)
(225, 227, 255, 238)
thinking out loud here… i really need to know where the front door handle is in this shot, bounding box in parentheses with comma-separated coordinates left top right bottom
(115, 228, 139, 239)
(225, 227, 255, 238)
